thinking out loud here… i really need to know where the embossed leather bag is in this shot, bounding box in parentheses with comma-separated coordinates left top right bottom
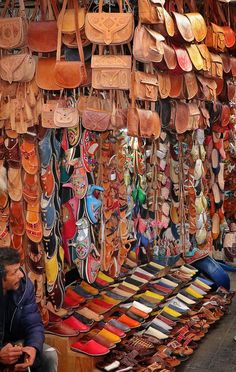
(28, 0, 59, 53)
(0, 0, 27, 49)
(54, 0, 87, 89)
(91, 55, 131, 90)
(82, 92, 112, 131)
(85, 0, 134, 45)
(205, 23, 226, 52)
(41, 99, 58, 128)
(0, 52, 35, 84)
(54, 94, 79, 128)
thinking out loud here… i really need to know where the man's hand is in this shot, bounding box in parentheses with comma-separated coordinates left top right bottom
(0, 343, 23, 365)
(14, 346, 37, 371)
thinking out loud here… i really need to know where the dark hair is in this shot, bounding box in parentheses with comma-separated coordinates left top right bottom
(0, 248, 20, 278)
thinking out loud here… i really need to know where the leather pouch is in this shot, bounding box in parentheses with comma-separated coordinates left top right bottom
(91, 55, 131, 90)
(197, 75, 217, 101)
(0, 52, 36, 84)
(83, 108, 111, 131)
(54, 104, 79, 128)
(41, 99, 58, 128)
(85, 0, 134, 45)
(0, 0, 27, 49)
(36, 57, 61, 90)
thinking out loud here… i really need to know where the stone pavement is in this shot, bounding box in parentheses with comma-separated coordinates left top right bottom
(177, 272, 236, 372)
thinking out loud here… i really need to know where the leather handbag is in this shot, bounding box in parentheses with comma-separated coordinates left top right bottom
(82, 91, 112, 131)
(133, 24, 165, 63)
(0, 51, 36, 84)
(28, 0, 59, 53)
(0, 0, 27, 49)
(138, 0, 165, 25)
(197, 74, 217, 101)
(127, 107, 161, 138)
(57, 0, 85, 33)
(41, 99, 58, 128)
(132, 69, 159, 101)
(54, 0, 87, 89)
(205, 23, 226, 52)
(54, 93, 79, 128)
(85, 0, 134, 45)
(91, 55, 131, 90)
(36, 57, 61, 90)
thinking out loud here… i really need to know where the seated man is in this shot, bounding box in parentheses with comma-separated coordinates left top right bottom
(0, 247, 58, 372)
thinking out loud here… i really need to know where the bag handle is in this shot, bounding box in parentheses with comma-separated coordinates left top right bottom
(56, 0, 85, 67)
(98, 0, 123, 13)
(1, 0, 26, 18)
(30, 0, 59, 21)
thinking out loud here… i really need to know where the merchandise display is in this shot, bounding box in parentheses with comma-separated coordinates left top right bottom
(0, 0, 236, 370)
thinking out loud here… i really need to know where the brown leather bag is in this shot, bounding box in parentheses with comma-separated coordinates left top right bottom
(54, 95, 79, 128)
(54, 0, 87, 89)
(205, 23, 226, 52)
(0, 0, 27, 49)
(127, 106, 161, 138)
(0, 52, 36, 84)
(197, 74, 217, 101)
(91, 55, 131, 90)
(133, 25, 165, 63)
(185, 44, 204, 71)
(208, 53, 223, 79)
(157, 71, 171, 99)
(138, 0, 165, 25)
(83, 108, 111, 131)
(28, 0, 59, 53)
(132, 70, 158, 101)
(184, 72, 198, 100)
(41, 99, 58, 128)
(36, 58, 61, 90)
(85, 0, 134, 45)
(197, 44, 211, 72)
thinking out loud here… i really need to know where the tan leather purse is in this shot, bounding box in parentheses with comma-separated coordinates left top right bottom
(133, 24, 165, 63)
(82, 90, 112, 131)
(54, 93, 79, 128)
(127, 107, 161, 138)
(41, 99, 58, 128)
(85, 0, 134, 45)
(91, 55, 131, 90)
(36, 57, 61, 90)
(0, 52, 36, 84)
(0, 0, 27, 49)
(28, 0, 59, 53)
(132, 68, 159, 101)
(54, 0, 87, 89)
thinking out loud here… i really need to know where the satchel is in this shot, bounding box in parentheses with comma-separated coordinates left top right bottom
(36, 57, 61, 90)
(85, 0, 134, 45)
(54, 0, 87, 89)
(54, 94, 79, 128)
(28, 0, 59, 53)
(0, 0, 27, 49)
(91, 55, 131, 90)
(0, 52, 35, 84)
(41, 99, 58, 128)
(133, 25, 165, 63)
(127, 106, 161, 138)
(132, 70, 158, 101)
(205, 23, 225, 52)
(83, 108, 111, 131)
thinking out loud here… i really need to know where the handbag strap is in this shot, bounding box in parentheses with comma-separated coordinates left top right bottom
(1, 0, 26, 17)
(31, 0, 59, 21)
(98, 0, 123, 13)
(56, 0, 85, 66)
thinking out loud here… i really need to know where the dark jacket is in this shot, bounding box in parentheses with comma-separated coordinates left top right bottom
(3, 270, 45, 356)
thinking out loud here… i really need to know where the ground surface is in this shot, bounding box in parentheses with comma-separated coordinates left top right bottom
(177, 272, 236, 372)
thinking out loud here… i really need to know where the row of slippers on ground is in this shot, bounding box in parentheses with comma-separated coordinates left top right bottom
(93, 286, 234, 371)
(43, 261, 234, 367)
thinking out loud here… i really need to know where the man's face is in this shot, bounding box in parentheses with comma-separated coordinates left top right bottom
(3, 263, 24, 292)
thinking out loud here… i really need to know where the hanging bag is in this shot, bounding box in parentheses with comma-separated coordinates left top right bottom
(0, 0, 27, 49)
(85, 0, 134, 45)
(28, 0, 59, 53)
(54, 0, 87, 89)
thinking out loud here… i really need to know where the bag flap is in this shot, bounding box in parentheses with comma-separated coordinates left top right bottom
(172, 12, 194, 42)
(135, 71, 158, 85)
(82, 108, 111, 131)
(175, 102, 189, 134)
(86, 13, 133, 44)
(184, 72, 198, 99)
(173, 45, 192, 72)
(0, 53, 29, 75)
(185, 12, 207, 42)
(36, 57, 61, 90)
(211, 22, 225, 34)
(91, 55, 131, 69)
(54, 60, 87, 89)
(54, 107, 78, 126)
(28, 21, 58, 52)
(210, 53, 223, 64)
(186, 44, 204, 71)
(189, 102, 200, 116)
(58, 8, 85, 32)
(145, 27, 165, 42)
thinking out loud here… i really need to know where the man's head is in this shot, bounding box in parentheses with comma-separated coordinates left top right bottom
(0, 248, 23, 293)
